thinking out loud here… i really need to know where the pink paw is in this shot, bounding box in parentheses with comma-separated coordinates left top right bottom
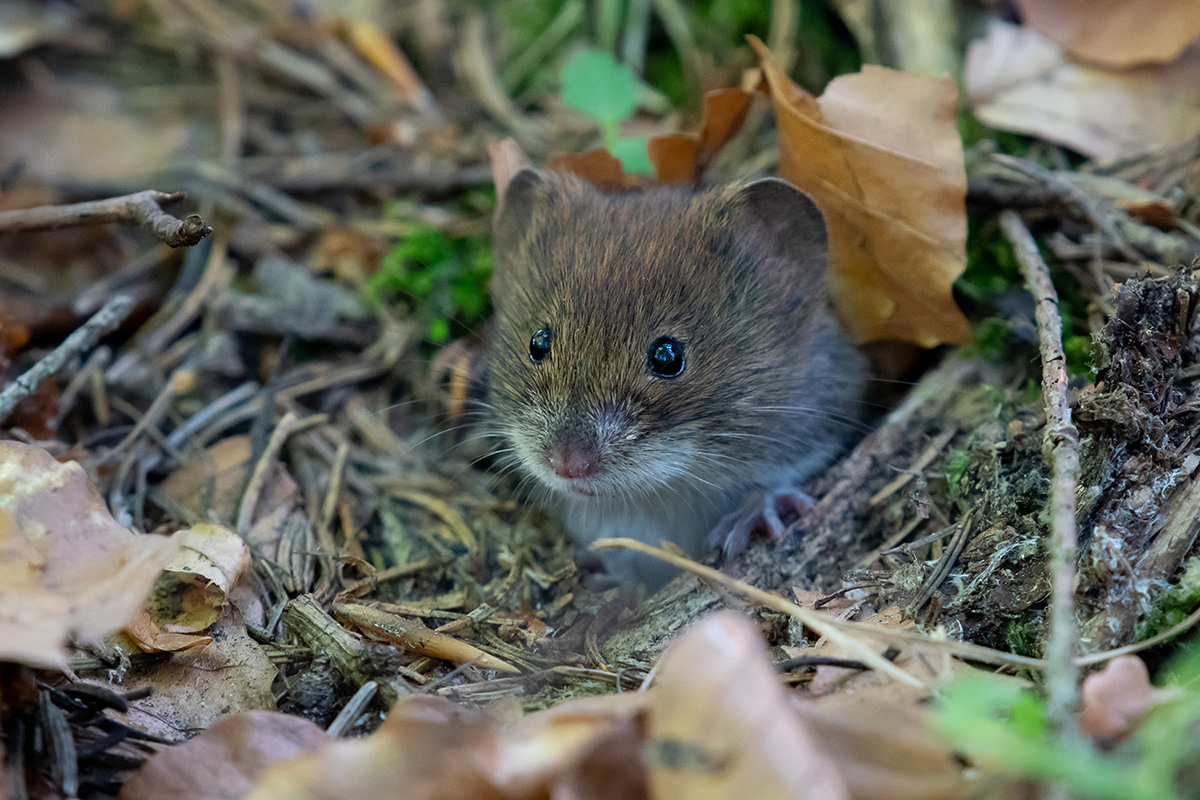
(710, 487, 815, 557)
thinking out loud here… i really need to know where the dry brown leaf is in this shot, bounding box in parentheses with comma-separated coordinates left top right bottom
(146, 524, 251, 633)
(159, 436, 252, 522)
(966, 20, 1200, 162)
(247, 692, 647, 800)
(647, 611, 851, 800)
(795, 685, 969, 800)
(1014, 0, 1200, 67)
(117, 710, 328, 800)
(750, 36, 969, 347)
(0, 441, 184, 669)
(1078, 655, 1153, 740)
(114, 606, 277, 739)
(546, 148, 644, 193)
(248, 697, 505, 800)
(647, 88, 754, 185)
(0, 83, 196, 186)
(126, 606, 214, 653)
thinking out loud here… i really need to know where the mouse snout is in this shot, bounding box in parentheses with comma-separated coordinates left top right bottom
(547, 432, 600, 479)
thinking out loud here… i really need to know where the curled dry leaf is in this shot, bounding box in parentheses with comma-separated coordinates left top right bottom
(0, 441, 184, 669)
(966, 20, 1200, 162)
(114, 605, 277, 740)
(750, 36, 970, 348)
(647, 611, 851, 800)
(126, 606, 213, 653)
(1078, 655, 1154, 741)
(145, 523, 251, 633)
(1014, 0, 1200, 68)
(117, 710, 328, 800)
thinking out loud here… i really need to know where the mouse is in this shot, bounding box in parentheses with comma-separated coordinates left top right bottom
(485, 168, 867, 583)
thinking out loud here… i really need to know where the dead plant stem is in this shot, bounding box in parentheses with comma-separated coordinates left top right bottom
(999, 210, 1081, 737)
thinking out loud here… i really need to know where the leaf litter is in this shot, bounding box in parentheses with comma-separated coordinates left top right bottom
(1, 2, 1200, 799)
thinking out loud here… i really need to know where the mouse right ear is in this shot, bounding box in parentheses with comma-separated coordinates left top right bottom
(494, 167, 546, 255)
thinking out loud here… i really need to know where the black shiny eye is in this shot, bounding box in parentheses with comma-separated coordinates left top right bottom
(529, 327, 552, 363)
(647, 337, 685, 378)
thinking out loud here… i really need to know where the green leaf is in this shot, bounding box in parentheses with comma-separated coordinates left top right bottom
(608, 136, 653, 175)
(561, 48, 639, 125)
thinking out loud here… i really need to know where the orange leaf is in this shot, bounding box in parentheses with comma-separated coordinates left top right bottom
(750, 36, 969, 347)
(648, 88, 754, 185)
(546, 148, 643, 192)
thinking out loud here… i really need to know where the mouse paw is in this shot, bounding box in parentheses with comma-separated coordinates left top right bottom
(710, 487, 815, 557)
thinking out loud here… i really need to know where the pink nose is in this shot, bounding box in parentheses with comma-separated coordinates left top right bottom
(548, 443, 598, 479)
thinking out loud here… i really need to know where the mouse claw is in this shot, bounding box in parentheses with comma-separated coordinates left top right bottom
(710, 487, 816, 557)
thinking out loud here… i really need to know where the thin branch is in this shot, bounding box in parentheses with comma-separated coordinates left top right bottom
(0, 191, 212, 248)
(0, 295, 135, 424)
(999, 210, 1081, 736)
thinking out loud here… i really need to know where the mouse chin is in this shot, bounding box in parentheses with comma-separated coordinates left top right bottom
(539, 473, 606, 499)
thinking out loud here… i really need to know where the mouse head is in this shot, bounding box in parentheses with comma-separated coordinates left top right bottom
(487, 168, 840, 503)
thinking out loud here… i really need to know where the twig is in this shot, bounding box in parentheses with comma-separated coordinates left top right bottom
(0, 295, 134, 423)
(592, 537, 926, 687)
(0, 191, 212, 248)
(325, 680, 377, 738)
(999, 210, 1081, 736)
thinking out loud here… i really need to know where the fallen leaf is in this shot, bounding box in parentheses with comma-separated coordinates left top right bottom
(0, 82, 197, 187)
(647, 88, 754, 186)
(145, 523, 251, 633)
(546, 148, 643, 192)
(1014, 0, 1200, 67)
(965, 19, 1200, 162)
(1078, 655, 1153, 740)
(796, 686, 968, 800)
(0, 441, 183, 669)
(115, 605, 278, 739)
(750, 36, 970, 347)
(125, 606, 213, 653)
(246, 697, 504, 800)
(117, 710, 328, 800)
(159, 436, 253, 523)
(647, 611, 851, 800)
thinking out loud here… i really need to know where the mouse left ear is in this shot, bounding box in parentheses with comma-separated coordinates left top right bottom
(727, 178, 829, 275)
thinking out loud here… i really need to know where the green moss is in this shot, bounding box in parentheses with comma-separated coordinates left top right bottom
(1003, 618, 1042, 659)
(365, 224, 492, 347)
(1136, 558, 1200, 641)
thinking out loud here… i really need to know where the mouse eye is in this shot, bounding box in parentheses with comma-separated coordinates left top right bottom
(529, 327, 552, 363)
(647, 337, 685, 378)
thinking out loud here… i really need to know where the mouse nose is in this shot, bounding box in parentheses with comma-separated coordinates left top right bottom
(547, 437, 599, 479)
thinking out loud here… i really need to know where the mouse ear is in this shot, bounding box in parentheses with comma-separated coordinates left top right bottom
(728, 178, 828, 274)
(494, 167, 546, 254)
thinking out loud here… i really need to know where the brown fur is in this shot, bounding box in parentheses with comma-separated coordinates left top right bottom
(487, 169, 866, 570)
